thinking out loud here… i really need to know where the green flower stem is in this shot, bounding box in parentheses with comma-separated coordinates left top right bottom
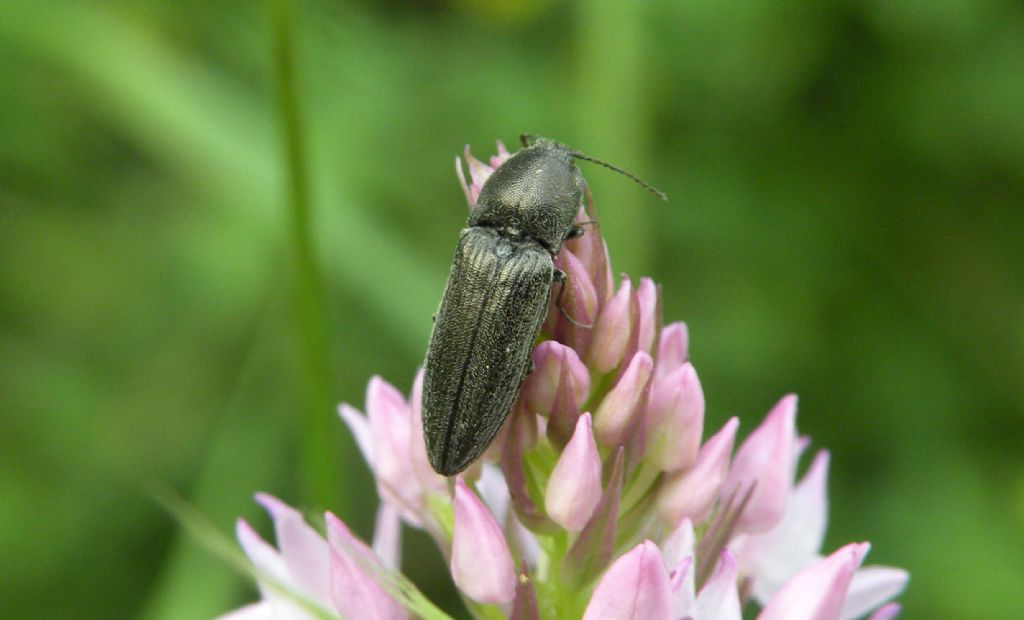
(268, 0, 339, 508)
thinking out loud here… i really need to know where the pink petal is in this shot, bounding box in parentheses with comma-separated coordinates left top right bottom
(669, 556, 696, 620)
(696, 550, 742, 620)
(661, 518, 696, 569)
(493, 140, 511, 164)
(587, 277, 633, 373)
(254, 493, 330, 604)
(366, 377, 423, 526)
(326, 512, 407, 620)
(546, 413, 602, 531)
(455, 156, 474, 209)
(654, 322, 689, 382)
(663, 520, 696, 619)
(840, 566, 909, 620)
(451, 478, 516, 604)
(338, 403, 373, 467)
(657, 417, 739, 525)
(235, 518, 312, 619)
(645, 362, 705, 472)
(594, 352, 654, 447)
(236, 518, 287, 585)
(465, 145, 494, 191)
(372, 503, 402, 572)
(722, 395, 798, 534)
(739, 449, 831, 604)
(634, 277, 658, 355)
(758, 542, 869, 620)
(583, 540, 673, 620)
(866, 602, 902, 620)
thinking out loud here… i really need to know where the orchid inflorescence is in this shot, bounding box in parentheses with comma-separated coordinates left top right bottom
(220, 142, 908, 620)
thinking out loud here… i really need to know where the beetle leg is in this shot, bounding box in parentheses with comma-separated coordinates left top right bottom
(565, 225, 585, 240)
(553, 269, 594, 329)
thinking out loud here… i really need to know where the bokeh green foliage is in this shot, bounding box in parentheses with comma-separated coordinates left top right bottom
(1, 0, 1022, 618)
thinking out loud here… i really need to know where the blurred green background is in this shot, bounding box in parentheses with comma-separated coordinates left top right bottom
(2, 0, 1022, 618)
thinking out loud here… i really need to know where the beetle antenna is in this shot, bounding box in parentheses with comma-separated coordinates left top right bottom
(570, 151, 667, 201)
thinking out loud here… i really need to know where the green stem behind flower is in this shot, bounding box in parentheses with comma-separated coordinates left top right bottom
(268, 0, 340, 509)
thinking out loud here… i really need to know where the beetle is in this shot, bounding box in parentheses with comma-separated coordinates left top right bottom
(422, 135, 664, 476)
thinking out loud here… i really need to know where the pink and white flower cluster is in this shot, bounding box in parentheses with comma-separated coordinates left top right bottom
(221, 142, 908, 620)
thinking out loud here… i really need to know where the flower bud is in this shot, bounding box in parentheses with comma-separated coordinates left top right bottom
(587, 277, 632, 373)
(593, 352, 654, 447)
(654, 321, 689, 383)
(582, 540, 672, 620)
(722, 395, 798, 534)
(645, 362, 705, 472)
(545, 413, 602, 531)
(565, 205, 614, 304)
(521, 341, 590, 417)
(634, 277, 658, 355)
(451, 478, 516, 604)
(546, 249, 598, 353)
(657, 417, 738, 526)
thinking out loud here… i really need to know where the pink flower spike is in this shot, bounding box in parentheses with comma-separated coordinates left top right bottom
(593, 352, 654, 447)
(326, 512, 408, 620)
(521, 341, 590, 417)
(657, 417, 739, 526)
(582, 540, 673, 620)
(587, 276, 633, 373)
(634, 277, 658, 355)
(758, 542, 870, 620)
(545, 413, 602, 531)
(654, 322, 689, 382)
(723, 395, 798, 534)
(451, 478, 516, 604)
(645, 361, 705, 472)
(254, 493, 330, 604)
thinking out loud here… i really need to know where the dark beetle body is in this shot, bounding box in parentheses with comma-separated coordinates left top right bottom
(423, 139, 584, 476)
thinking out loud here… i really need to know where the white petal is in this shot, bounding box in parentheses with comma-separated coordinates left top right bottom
(372, 502, 403, 572)
(840, 566, 910, 620)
